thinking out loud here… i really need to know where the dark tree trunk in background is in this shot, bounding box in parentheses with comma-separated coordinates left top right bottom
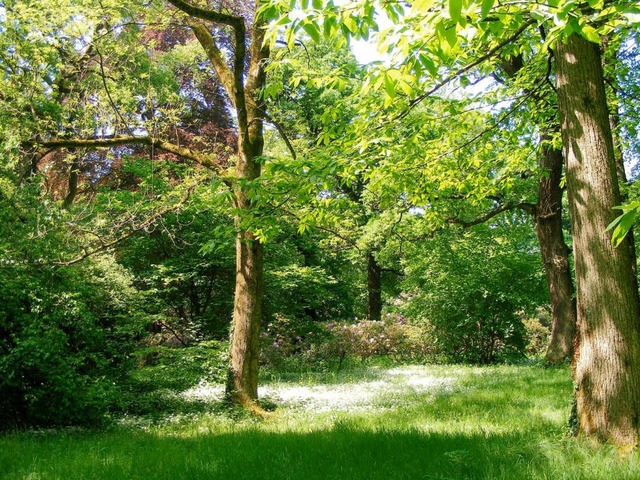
(535, 138, 576, 364)
(499, 55, 577, 364)
(367, 252, 382, 321)
(557, 32, 640, 447)
(63, 157, 79, 209)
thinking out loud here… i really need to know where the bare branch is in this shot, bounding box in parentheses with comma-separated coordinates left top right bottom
(53, 183, 199, 266)
(448, 202, 536, 228)
(190, 22, 237, 104)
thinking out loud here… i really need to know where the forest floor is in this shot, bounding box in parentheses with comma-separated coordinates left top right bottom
(2, 362, 640, 479)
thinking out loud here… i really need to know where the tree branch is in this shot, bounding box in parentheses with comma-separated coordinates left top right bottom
(38, 135, 229, 179)
(167, 0, 247, 130)
(190, 22, 238, 104)
(262, 111, 297, 160)
(166, 0, 245, 29)
(448, 201, 536, 228)
(394, 19, 535, 122)
(53, 183, 199, 266)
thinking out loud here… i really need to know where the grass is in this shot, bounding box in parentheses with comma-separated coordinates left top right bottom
(2, 362, 640, 479)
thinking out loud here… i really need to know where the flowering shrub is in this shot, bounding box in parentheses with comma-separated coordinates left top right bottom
(325, 318, 435, 362)
(260, 314, 332, 367)
(260, 314, 435, 367)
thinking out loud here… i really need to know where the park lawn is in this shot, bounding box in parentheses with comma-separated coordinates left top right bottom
(1, 363, 639, 480)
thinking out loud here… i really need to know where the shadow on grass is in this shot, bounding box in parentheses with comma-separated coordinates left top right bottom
(1, 424, 552, 480)
(2, 365, 639, 480)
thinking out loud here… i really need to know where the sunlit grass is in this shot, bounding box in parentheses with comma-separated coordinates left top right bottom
(2, 363, 639, 479)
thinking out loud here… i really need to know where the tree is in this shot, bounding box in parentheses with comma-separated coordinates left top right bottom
(557, 31, 640, 447)
(154, 0, 270, 409)
(4, 0, 271, 409)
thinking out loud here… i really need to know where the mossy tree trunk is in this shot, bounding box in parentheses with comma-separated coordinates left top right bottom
(168, 0, 270, 408)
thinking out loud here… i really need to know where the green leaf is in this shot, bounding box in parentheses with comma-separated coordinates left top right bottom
(384, 74, 396, 98)
(606, 208, 639, 247)
(481, 0, 494, 19)
(580, 25, 600, 43)
(413, 0, 434, 13)
(302, 22, 321, 43)
(449, 0, 462, 23)
(445, 25, 458, 47)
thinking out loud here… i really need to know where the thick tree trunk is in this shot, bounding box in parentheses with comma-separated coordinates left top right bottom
(557, 33, 640, 447)
(536, 140, 576, 364)
(367, 252, 382, 321)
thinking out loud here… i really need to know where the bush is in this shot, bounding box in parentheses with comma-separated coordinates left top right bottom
(523, 307, 552, 358)
(260, 314, 435, 367)
(122, 341, 229, 416)
(398, 226, 547, 364)
(325, 317, 435, 363)
(427, 290, 527, 364)
(0, 257, 147, 429)
(260, 315, 332, 367)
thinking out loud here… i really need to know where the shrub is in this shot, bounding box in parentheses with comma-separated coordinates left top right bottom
(0, 257, 147, 429)
(325, 317, 435, 362)
(523, 308, 552, 358)
(260, 314, 332, 367)
(260, 314, 435, 367)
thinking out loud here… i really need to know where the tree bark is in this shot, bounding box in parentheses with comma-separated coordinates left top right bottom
(227, 184, 264, 404)
(557, 32, 640, 447)
(223, 3, 269, 408)
(367, 252, 382, 321)
(536, 139, 576, 364)
(498, 55, 576, 364)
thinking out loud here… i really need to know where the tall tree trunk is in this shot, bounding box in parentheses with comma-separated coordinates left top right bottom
(167, 0, 270, 408)
(227, 152, 264, 404)
(536, 139, 577, 364)
(556, 32, 640, 446)
(499, 55, 576, 363)
(367, 252, 382, 321)
(223, 5, 269, 408)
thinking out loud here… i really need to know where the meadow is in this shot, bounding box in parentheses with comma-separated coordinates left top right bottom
(2, 362, 639, 480)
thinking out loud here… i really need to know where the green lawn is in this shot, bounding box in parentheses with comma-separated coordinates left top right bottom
(2, 363, 639, 479)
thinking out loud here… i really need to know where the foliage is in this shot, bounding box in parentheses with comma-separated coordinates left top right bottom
(399, 222, 547, 364)
(0, 255, 147, 429)
(523, 308, 553, 359)
(260, 314, 333, 368)
(121, 341, 229, 417)
(261, 313, 435, 368)
(325, 317, 435, 363)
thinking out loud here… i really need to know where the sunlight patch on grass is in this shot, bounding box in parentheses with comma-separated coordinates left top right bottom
(180, 364, 457, 413)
